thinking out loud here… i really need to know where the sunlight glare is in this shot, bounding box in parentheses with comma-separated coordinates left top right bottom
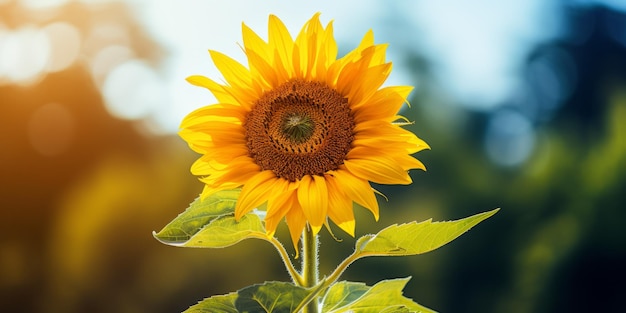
(42, 22, 82, 73)
(102, 59, 164, 120)
(0, 26, 49, 85)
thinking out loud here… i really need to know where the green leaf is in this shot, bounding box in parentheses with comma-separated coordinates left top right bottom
(320, 281, 370, 310)
(185, 293, 238, 313)
(356, 208, 499, 257)
(185, 281, 311, 313)
(153, 189, 269, 248)
(321, 278, 436, 313)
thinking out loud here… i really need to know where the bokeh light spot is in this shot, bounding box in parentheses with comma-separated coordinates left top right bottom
(485, 109, 536, 167)
(102, 59, 163, 120)
(42, 22, 82, 73)
(19, 0, 69, 10)
(90, 44, 134, 86)
(528, 47, 577, 112)
(83, 23, 131, 57)
(0, 26, 50, 85)
(27, 102, 75, 157)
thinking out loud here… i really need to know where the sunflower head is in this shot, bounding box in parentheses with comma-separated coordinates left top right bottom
(180, 13, 429, 250)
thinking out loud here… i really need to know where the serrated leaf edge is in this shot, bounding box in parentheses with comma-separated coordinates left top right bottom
(357, 208, 500, 256)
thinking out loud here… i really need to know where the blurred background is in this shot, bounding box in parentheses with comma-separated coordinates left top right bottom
(1, 0, 625, 312)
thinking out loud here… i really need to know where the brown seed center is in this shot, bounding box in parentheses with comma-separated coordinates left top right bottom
(244, 79, 354, 181)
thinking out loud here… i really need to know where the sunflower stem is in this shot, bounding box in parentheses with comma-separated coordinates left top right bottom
(302, 226, 319, 313)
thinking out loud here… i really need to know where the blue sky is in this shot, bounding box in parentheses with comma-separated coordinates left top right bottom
(118, 0, 557, 133)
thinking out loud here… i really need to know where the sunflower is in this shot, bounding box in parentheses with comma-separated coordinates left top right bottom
(180, 13, 429, 249)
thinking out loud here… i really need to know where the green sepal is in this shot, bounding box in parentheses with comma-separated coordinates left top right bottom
(321, 278, 436, 313)
(153, 189, 269, 248)
(184, 281, 311, 313)
(356, 208, 500, 256)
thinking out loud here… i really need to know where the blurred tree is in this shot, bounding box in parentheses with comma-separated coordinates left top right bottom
(368, 3, 626, 313)
(0, 2, 292, 313)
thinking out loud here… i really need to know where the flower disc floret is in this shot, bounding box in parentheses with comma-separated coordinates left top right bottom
(245, 79, 354, 182)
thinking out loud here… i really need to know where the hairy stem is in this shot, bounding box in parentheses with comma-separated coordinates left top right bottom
(268, 236, 303, 286)
(326, 251, 362, 285)
(302, 226, 319, 313)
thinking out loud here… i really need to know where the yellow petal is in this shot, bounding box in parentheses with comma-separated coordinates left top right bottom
(183, 103, 247, 124)
(405, 133, 431, 154)
(212, 156, 261, 186)
(182, 122, 246, 148)
(351, 137, 413, 153)
(209, 50, 259, 109)
(354, 120, 413, 139)
(366, 43, 389, 67)
(353, 86, 413, 123)
(337, 48, 391, 107)
(242, 22, 270, 60)
(325, 175, 355, 236)
(325, 30, 372, 86)
(316, 20, 337, 80)
(199, 181, 241, 200)
(245, 47, 278, 89)
(297, 175, 328, 233)
(354, 126, 429, 156)
(186, 75, 237, 104)
(330, 168, 379, 220)
(264, 179, 294, 236)
(267, 180, 299, 217)
(209, 50, 251, 87)
(268, 14, 294, 77)
(294, 12, 323, 79)
(285, 200, 306, 254)
(344, 154, 412, 185)
(202, 144, 248, 163)
(190, 156, 212, 176)
(344, 29, 375, 63)
(349, 62, 392, 108)
(235, 170, 277, 219)
(178, 129, 213, 154)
